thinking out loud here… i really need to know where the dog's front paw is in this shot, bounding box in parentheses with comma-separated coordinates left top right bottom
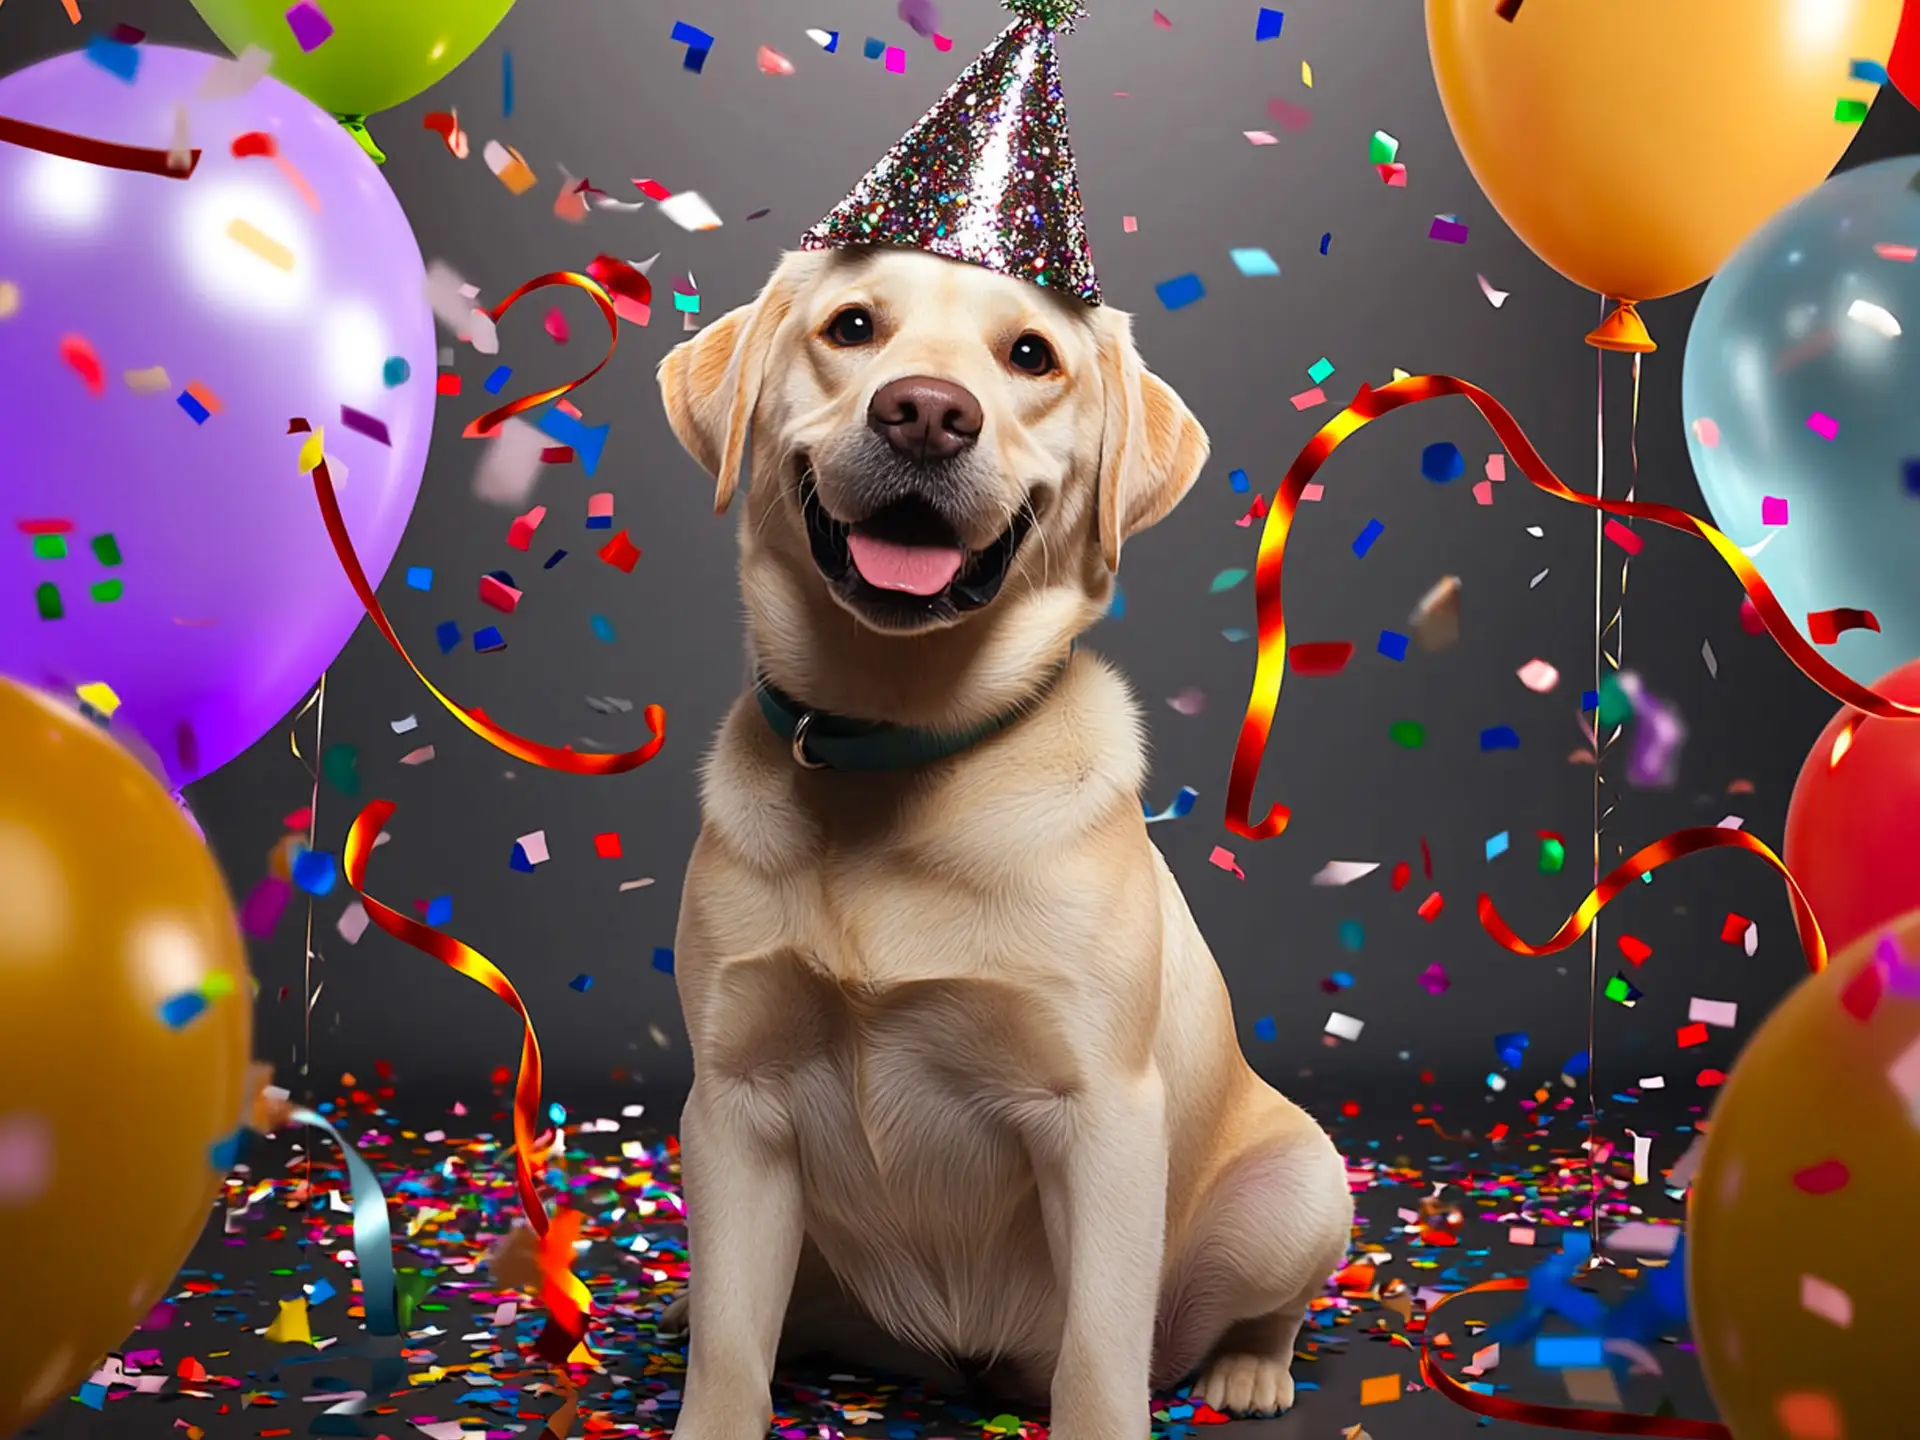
(1197, 1351, 1295, 1417)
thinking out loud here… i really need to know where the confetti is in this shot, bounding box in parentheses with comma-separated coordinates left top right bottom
(1806, 410, 1840, 441)
(1325, 1012, 1364, 1042)
(1421, 442, 1463, 482)
(670, 19, 715, 71)
(1389, 721, 1425, 749)
(1312, 860, 1378, 887)
(1352, 518, 1384, 556)
(1255, 7, 1284, 40)
(757, 45, 796, 75)
(1806, 607, 1880, 644)
(1155, 273, 1205, 310)
(283, 1, 333, 53)
(1290, 386, 1326, 409)
(656, 191, 723, 231)
(1229, 247, 1279, 276)
(1800, 1274, 1853, 1328)
(1689, 997, 1738, 1028)
(1290, 641, 1354, 676)
(1208, 845, 1245, 879)
(226, 217, 295, 270)
(1409, 575, 1461, 651)
(1428, 216, 1469, 244)
(1476, 273, 1509, 307)
(1480, 725, 1520, 751)
(1209, 567, 1249, 593)
(1144, 785, 1198, 823)
(1358, 1373, 1399, 1404)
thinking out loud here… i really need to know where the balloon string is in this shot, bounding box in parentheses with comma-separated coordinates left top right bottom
(1586, 326, 1607, 1253)
(292, 420, 666, 775)
(341, 800, 591, 1363)
(1224, 373, 1920, 845)
(0, 112, 200, 177)
(1420, 1277, 1732, 1437)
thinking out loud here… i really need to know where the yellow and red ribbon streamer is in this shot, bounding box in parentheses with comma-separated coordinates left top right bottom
(295, 417, 664, 775)
(459, 270, 622, 440)
(1419, 1277, 1732, 1437)
(1225, 374, 1920, 844)
(343, 799, 591, 1363)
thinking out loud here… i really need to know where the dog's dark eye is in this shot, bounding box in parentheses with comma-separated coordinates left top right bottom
(824, 307, 875, 347)
(1008, 333, 1057, 376)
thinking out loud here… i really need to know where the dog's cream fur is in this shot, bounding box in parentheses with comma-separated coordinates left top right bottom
(656, 247, 1352, 1438)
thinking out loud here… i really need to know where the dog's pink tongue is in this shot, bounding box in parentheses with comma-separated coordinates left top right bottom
(846, 532, 965, 595)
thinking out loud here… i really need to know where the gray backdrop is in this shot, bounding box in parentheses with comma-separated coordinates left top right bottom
(5, 0, 1914, 1121)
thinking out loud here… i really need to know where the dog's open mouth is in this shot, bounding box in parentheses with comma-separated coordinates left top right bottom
(800, 461, 1032, 627)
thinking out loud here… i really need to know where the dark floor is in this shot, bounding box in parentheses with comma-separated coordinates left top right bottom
(19, 1087, 1718, 1440)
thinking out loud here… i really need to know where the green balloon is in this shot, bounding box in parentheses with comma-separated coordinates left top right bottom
(189, 0, 514, 121)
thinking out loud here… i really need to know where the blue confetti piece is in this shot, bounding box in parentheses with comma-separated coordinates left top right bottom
(569, 973, 594, 992)
(484, 365, 513, 395)
(1253, 1016, 1277, 1042)
(820, 29, 840, 51)
(863, 34, 886, 58)
(674, 290, 702, 314)
(1330, 970, 1354, 989)
(1155, 273, 1206, 310)
(85, 34, 140, 81)
(1255, 7, 1284, 41)
(1581, 688, 1600, 712)
(1534, 1335, 1605, 1369)
(1338, 919, 1364, 951)
(1222, 627, 1250, 642)
(306, 1276, 338, 1306)
(502, 50, 515, 116)
(1229, 467, 1250, 493)
(77, 1383, 108, 1411)
(683, 44, 710, 71)
(1480, 724, 1520, 751)
(1422, 441, 1465, 483)
(160, 991, 208, 1029)
(509, 843, 535, 873)
(435, 620, 461, 654)
(1377, 629, 1410, 662)
(1485, 830, 1510, 860)
(1563, 1049, 1591, 1078)
(543, 549, 568, 569)
(547, 1101, 567, 1125)
(1144, 785, 1198, 823)
(652, 946, 676, 975)
(1495, 1031, 1529, 1067)
(486, 568, 516, 589)
(590, 613, 615, 642)
(1903, 458, 1920, 495)
(382, 356, 411, 388)
(1319, 232, 1331, 255)
(1229, 247, 1279, 277)
(177, 391, 211, 424)
(1107, 581, 1126, 620)
(672, 21, 716, 71)
(406, 566, 433, 590)
(473, 625, 507, 653)
(1851, 58, 1890, 84)
(208, 1126, 244, 1172)
(425, 895, 452, 927)
(1352, 518, 1384, 556)
(291, 848, 338, 897)
(536, 406, 610, 476)
(585, 513, 612, 530)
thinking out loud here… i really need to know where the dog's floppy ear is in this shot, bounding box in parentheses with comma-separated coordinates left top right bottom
(657, 259, 806, 514)
(1094, 307, 1210, 572)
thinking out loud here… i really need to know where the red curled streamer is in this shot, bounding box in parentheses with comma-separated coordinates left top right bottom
(0, 112, 201, 177)
(343, 799, 591, 1362)
(459, 270, 622, 439)
(1419, 1278, 1732, 1438)
(1225, 374, 1920, 843)
(295, 420, 665, 774)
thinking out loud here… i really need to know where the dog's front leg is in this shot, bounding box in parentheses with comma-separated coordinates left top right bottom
(1031, 1070, 1168, 1440)
(672, 1076, 804, 1440)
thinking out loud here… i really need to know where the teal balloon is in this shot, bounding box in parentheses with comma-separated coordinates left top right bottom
(1683, 155, 1920, 685)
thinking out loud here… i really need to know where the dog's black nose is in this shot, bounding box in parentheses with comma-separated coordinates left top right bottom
(868, 376, 983, 462)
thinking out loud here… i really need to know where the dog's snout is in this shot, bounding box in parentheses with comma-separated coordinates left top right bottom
(868, 376, 983, 462)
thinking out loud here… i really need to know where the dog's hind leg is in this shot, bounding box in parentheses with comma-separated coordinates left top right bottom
(1151, 1110, 1352, 1417)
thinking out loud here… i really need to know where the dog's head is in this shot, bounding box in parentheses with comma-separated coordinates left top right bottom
(659, 246, 1208, 719)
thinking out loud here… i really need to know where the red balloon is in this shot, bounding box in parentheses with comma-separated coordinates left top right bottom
(1893, 0, 1920, 107)
(1785, 658, 1920, 958)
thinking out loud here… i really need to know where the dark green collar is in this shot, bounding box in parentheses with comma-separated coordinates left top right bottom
(755, 659, 1068, 772)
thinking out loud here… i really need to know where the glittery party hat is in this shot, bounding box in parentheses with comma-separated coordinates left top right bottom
(801, 0, 1100, 305)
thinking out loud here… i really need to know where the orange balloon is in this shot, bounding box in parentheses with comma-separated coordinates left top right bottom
(0, 680, 252, 1433)
(1691, 908, 1920, 1437)
(1425, 0, 1900, 349)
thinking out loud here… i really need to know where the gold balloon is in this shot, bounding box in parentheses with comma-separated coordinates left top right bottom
(1425, 0, 1899, 350)
(1691, 908, 1920, 1438)
(0, 680, 252, 1433)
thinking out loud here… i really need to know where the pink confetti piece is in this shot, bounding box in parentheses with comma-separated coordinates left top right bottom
(1472, 479, 1493, 506)
(1485, 452, 1506, 481)
(1691, 417, 1720, 448)
(1209, 845, 1245, 879)
(933, 33, 953, 51)
(756, 45, 795, 75)
(544, 306, 569, 344)
(1517, 658, 1559, 693)
(1604, 517, 1642, 555)
(1301, 482, 1324, 502)
(883, 44, 907, 73)
(1266, 96, 1314, 132)
(1122, 215, 1138, 233)
(1800, 1274, 1853, 1328)
(1477, 273, 1509, 308)
(1509, 1226, 1536, 1245)
(588, 491, 614, 518)
(1761, 495, 1788, 525)
(1378, 162, 1407, 186)
(1290, 386, 1326, 410)
(1874, 241, 1918, 261)
(1152, 8, 1172, 27)
(1806, 411, 1839, 441)
(1244, 130, 1279, 146)
(1166, 687, 1206, 715)
(1419, 961, 1450, 995)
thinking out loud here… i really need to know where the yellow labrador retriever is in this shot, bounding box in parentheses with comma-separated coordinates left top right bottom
(655, 244, 1352, 1438)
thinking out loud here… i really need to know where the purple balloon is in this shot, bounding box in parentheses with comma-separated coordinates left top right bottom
(0, 45, 432, 786)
